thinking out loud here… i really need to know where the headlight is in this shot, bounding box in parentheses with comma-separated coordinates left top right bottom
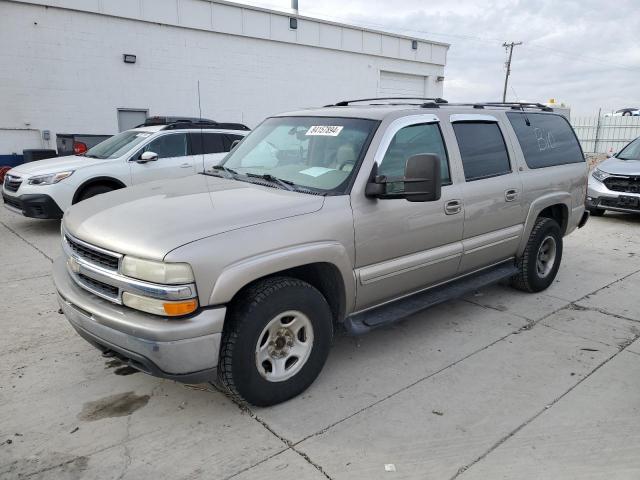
(591, 168, 609, 182)
(121, 256, 195, 285)
(27, 171, 74, 185)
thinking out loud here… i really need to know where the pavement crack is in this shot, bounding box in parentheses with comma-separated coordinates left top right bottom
(569, 303, 640, 324)
(0, 220, 54, 262)
(116, 416, 133, 480)
(450, 330, 640, 480)
(209, 383, 334, 480)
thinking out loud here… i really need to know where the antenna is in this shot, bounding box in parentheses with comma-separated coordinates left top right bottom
(197, 80, 204, 170)
(197, 80, 203, 121)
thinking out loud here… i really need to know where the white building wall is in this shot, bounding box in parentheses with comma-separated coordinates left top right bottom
(0, 0, 448, 158)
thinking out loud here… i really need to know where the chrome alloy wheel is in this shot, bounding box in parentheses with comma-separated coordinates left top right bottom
(536, 235, 557, 278)
(255, 310, 314, 382)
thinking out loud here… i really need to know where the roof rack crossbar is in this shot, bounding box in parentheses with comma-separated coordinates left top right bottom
(328, 97, 448, 107)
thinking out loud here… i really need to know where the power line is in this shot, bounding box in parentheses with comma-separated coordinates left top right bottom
(502, 41, 523, 102)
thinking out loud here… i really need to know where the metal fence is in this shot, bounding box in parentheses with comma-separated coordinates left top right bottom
(572, 115, 640, 154)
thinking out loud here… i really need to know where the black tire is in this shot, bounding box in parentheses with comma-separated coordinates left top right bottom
(76, 184, 114, 203)
(218, 276, 333, 406)
(512, 217, 563, 293)
(589, 207, 605, 217)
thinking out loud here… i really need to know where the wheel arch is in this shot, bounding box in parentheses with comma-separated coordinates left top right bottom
(72, 176, 127, 204)
(209, 242, 355, 324)
(517, 194, 570, 257)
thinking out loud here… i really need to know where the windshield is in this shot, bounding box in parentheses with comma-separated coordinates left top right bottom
(84, 130, 154, 159)
(618, 137, 640, 160)
(221, 116, 378, 193)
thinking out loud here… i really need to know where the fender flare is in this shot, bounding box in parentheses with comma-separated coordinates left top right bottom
(517, 192, 571, 256)
(72, 176, 127, 204)
(208, 241, 356, 312)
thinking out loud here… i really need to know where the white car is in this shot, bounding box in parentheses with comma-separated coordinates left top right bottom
(2, 118, 249, 219)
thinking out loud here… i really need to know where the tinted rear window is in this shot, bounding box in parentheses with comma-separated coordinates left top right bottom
(506, 112, 584, 168)
(190, 132, 225, 154)
(452, 122, 511, 181)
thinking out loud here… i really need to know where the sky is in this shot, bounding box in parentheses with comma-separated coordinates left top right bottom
(237, 0, 639, 116)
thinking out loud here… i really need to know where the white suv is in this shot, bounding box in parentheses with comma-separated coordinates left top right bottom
(2, 118, 249, 219)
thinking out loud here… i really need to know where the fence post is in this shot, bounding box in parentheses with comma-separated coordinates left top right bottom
(593, 108, 602, 153)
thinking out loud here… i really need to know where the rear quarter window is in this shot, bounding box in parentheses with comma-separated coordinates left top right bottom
(506, 112, 584, 168)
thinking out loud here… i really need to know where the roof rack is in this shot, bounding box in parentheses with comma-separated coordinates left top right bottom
(448, 102, 554, 112)
(135, 116, 250, 131)
(326, 97, 449, 108)
(164, 121, 251, 131)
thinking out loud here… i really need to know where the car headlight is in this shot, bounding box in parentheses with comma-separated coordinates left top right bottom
(121, 256, 195, 285)
(27, 171, 74, 185)
(591, 168, 609, 183)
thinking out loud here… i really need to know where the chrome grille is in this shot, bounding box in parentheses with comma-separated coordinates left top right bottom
(4, 175, 22, 192)
(65, 235, 120, 270)
(78, 273, 119, 298)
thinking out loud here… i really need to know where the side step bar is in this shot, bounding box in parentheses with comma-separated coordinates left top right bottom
(344, 262, 518, 335)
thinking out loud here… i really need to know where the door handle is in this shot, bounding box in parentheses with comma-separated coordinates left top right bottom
(505, 189, 519, 202)
(179, 163, 192, 168)
(444, 199, 462, 215)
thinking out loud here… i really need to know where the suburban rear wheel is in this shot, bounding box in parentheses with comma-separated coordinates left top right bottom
(589, 207, 605, 217)
(76, 184, 114, 202)
(512, 217, 563, 293)
(218, 276, 333, 406)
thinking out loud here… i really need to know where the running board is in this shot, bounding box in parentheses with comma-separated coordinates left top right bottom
(344, 262, 518, 335)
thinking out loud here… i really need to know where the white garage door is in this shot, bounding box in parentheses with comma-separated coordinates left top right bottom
(378, 71, 428, 97)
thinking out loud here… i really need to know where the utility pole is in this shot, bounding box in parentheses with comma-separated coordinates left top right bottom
(502, 41, 522, 102)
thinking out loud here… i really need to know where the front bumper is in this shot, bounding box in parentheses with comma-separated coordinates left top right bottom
(2, 192, 63, 219)
(587, 178, 640, 213)
(53, 256, 225, 382)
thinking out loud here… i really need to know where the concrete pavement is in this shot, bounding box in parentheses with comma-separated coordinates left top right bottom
(1, 206, 640, 479)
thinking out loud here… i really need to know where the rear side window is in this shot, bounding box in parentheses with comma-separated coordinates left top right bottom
(506, 112, 584, 168)
(452, 122, 511, 181)
(190, 133, 225, 154)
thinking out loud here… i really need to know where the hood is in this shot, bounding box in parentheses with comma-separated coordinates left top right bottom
(597, 157, 640, 176)
(10, 155, 110, 177)
(63, 174, 325, 260)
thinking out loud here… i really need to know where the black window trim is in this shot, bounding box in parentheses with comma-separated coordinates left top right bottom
(452, 120, 513, 182)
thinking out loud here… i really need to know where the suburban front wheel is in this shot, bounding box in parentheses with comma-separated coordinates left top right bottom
(512, 217, 563, 293)
(218, 277, 333, 406)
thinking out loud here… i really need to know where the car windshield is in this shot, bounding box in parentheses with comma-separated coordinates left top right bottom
(220, 116, 378, 193)
(617, 137, 640, 160)
(84, 130, 154, 159)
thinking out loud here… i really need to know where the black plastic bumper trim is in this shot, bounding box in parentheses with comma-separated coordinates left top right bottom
(2, 192, 63, 219)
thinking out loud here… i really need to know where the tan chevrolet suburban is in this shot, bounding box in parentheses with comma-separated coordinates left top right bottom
(53, 99, 589, 406)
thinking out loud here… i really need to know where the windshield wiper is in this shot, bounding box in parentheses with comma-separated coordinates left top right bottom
(83, 154, 100, 159)
(245, 173, 296, 191)
(210, 165, 239, 175)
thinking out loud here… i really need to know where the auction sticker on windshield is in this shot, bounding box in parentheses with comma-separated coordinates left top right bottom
(306, 126, 344, 136)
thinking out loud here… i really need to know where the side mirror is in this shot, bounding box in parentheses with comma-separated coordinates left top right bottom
(365, 154, 442, 202)
(138, 151, 158, 163)
(405, 154, 441, 202)
(230, 139, 241, 151)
